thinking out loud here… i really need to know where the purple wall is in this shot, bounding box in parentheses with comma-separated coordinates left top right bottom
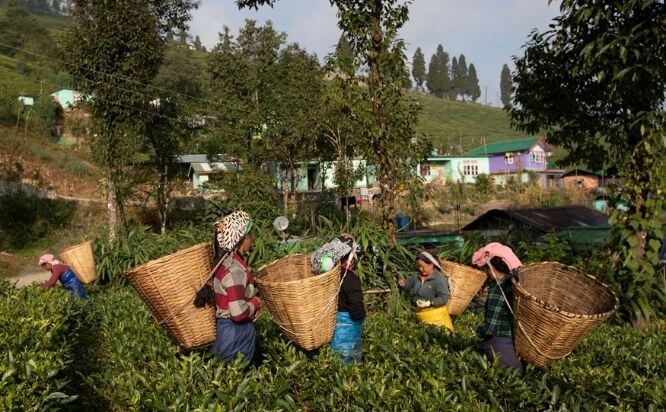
(488, 148, 548, 174)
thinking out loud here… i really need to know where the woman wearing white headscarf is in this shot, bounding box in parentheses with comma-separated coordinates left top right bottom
(209, 211, 262, 363)
(398, 251, 453, 331)
(38, 254, 88, 299)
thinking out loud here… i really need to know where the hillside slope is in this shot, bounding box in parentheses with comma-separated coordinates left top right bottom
(413, 93, 524, 153)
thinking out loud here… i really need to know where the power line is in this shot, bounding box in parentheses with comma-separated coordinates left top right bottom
(14, 73, 197, 127)
(0, 36, 221, 108)
(5, 50, 222, 125)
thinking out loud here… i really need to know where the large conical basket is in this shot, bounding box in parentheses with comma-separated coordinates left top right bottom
(512, 262, 618, 367)
(256, 254, 341, 351)
(124, 243, 216, 349)
(60, 241, 96, 284)
(440, 260, 487, 316)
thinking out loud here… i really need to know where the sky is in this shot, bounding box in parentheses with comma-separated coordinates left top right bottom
(190, 0, 561, 107)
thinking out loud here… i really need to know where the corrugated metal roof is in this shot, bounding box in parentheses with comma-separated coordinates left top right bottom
(464, 136, 540, 156)
(462, 205, 609, 233)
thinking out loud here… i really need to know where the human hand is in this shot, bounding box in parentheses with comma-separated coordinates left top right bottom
(398, 279, 406, 287)
(415, 299, 431, 308)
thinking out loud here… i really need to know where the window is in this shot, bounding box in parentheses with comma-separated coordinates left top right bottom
(462, 160, 478, 176)
(531, 150, 545, 164)
(420, 163, 431, 177)
(504, 152, 514, 165)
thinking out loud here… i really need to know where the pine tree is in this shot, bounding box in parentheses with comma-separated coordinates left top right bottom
(450, 56, 458, 100)
(335, 33, 354, 72)
(411, 47, 426, 91)
(456, 54, 468, 101)
(193, 35, 202, 51)
(500, 63, 512, 108)
(467, 63, 481, 102)
(426, 44, 449, 98)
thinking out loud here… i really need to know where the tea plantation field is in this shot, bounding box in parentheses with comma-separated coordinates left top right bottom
(1, 281, 664, 411)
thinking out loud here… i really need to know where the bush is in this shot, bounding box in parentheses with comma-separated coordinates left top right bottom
(0, 282, 83, 410)
(94, 224, 209, 284)
(17, 284, 663, 410)
(0, 189, 76, 249)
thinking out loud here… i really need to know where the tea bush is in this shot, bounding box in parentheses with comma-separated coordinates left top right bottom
(0, 282, 83, 411)
(1, 282, 664, 409)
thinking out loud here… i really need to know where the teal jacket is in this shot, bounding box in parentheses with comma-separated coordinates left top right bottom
(401, 270, 450, 307)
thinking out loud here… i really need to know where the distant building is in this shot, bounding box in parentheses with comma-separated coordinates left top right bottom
(462, 205, 610, 251)
(465, 136, 552, 173)
(18, 94, 35, 106)
(176, 155, 240, 191)
(50, 89, 84, 109)
(464, 136, 563, 187)
(419, 155, 491, 184)
(562, 169, 620, 192)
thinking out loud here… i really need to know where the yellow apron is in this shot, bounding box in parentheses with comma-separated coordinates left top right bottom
(414, 305, 454, 332)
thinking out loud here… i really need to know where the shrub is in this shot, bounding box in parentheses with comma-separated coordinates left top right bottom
(94, 224, 209, 284)
(0, 189, 76, 249)
(0, 282, 83, 410)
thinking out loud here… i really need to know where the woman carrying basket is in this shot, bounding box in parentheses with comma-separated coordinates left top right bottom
(38, 254, 88, 299)
(313, 234, 366, 363)
(472, 242, 524, 373)
(210, 211, 262, 363)
(398, 251, 453, 331)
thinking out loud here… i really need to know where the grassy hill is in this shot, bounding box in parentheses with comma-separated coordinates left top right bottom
(413, 93, 524, 153)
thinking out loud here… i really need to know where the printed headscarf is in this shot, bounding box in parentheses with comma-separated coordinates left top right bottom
(38, 254, 62, 266)
(311, 237, 353, 274)
(214, 211, 253, 252)
(416, 251, 442, 272)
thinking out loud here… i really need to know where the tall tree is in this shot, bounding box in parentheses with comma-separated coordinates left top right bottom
(466, 63, 481, 102)
(335, 33, 354, 73)
(206, 21, 322, 214)
(449, 55, 458, 99)
(510, 0, 666, 325)
(499, 63, 512, 108)
(426, 44, 449, 98)
(62, 0, 196, 240)
(411, 47, 426, 91)
(237, 0, 431, 233)
(193, 34, 202, 51)
(455, 54, 468, 101)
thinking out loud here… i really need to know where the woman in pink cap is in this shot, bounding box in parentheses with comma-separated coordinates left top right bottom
(472, 243, 524, 373)
(38, 254, 88, 299)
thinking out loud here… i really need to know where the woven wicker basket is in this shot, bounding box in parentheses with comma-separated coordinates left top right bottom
(60, 241, 96, 284)
(124, 243, 216, 349)
(256, 254, 341, 351)
(512, 262, 618, 367)
(440, 260, 487, 316)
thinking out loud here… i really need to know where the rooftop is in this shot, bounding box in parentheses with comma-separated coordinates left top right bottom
(462, 205, 609, 233)
(464, 136, 546, 156)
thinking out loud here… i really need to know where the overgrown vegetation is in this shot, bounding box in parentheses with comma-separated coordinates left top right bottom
(0, 189, 75, 249)
(1, 279, 663, 410)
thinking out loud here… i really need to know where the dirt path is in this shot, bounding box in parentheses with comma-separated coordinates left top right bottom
(5, 264, 50, 288)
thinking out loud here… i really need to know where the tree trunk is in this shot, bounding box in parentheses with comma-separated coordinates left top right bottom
(282, 170, 289, 215)
(107, 176, 117, 243)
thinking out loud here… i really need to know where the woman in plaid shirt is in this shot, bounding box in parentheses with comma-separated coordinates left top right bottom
(210, 211, 262, 363)
(476, 256, 525, 373)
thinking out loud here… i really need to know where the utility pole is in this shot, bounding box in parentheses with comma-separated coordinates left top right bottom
(484, 85, 487, 106)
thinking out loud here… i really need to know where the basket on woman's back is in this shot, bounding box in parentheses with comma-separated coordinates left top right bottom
(256, 254, 341, 351)
(439, 260, 487, 316)
(513, 262, 618, 367)
(124, 242, 216, 349)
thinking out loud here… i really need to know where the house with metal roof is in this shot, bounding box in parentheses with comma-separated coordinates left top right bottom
(419, 155, 490, 184)
(185, 158, 240, 190)
(464, 136, 563, 187)
(462, 205, 610, 250)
